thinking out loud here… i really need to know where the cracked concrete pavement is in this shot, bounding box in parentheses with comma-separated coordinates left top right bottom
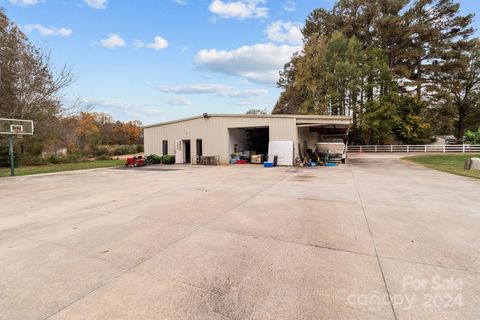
(0, 153, 479, 319)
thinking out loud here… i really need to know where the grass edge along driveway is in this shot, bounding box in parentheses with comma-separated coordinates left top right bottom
(0, 159, 124, 178)
(403, 153, 480, 179)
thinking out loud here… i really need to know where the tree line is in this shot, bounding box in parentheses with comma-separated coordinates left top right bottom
(0, 9, 142, 165)
(273, 0, 480, 144)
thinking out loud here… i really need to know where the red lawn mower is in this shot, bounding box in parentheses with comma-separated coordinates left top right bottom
(125, 155, 146, 167)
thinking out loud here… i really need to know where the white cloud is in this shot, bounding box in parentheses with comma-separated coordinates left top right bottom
(158, 83, 268, 97)
(227, 89, 268, 97)
(84, 98, 164, 118)
(168, 97, 192, 106)
(284, 1, 295, 12)
(266, 21, 303, 45)
(146, 37, 168, 50)
(209, 0, 268, 20)
(158, 83, 233, 95)
(136, 36, 169, 51)
(195, 43, 301, 84)
(84, 0, 107, 9)
(172, 0, 186, 4)
(24, 24, 73, 37)
(9, 0, 38, 6)
(99, 33, 126, 48)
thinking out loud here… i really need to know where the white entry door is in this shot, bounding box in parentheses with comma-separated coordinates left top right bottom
(175, 140, 184, 164)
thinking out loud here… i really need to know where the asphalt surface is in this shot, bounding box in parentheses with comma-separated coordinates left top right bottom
(0, 153, 479, 320)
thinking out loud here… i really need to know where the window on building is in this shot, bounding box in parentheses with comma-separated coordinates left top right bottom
(162, 140, 168, 155)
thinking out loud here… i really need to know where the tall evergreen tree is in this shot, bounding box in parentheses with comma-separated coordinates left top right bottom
(274, 0, 477, 142)
(434, 40, 480, 138)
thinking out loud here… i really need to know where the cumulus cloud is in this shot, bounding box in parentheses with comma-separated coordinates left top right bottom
(168, 97, 192, 106)
(195, 43, 301, 84)
(84, 0, 107, 9)
(9, 0, 38, 6)
(99, 33, 126, 48)
(24, 24, 72, 37)
(209, 0, 268, 20)
(158, 83, 268, 97)
(266, 21, 303, 45)
(135, 36, 169, 51)
(146, 37, 168, 50)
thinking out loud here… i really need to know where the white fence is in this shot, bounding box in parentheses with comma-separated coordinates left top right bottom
(347, 144, 480, 153)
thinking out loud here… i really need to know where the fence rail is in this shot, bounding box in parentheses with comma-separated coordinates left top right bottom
(347, 144, 480, 153)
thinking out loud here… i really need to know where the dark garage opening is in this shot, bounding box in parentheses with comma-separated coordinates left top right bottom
(229, 127, 269, 161)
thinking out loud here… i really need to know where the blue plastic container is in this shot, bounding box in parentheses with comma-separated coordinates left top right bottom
(325, 162, 337, 167)
(264, 162, 274, 168)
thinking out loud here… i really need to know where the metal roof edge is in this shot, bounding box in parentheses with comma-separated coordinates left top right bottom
(143, 114, 352, 128)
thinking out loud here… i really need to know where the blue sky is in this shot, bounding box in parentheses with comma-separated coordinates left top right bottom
(3, 0, 479, 125)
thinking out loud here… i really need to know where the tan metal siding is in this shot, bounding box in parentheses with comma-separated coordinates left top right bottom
(144, 116, 296, 164)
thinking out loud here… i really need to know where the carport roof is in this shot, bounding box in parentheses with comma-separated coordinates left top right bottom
(143, 114, 352, 129)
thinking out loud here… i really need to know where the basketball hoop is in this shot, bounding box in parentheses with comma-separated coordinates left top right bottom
(1, 118, 34, 176)
(11, 125, 25, 139)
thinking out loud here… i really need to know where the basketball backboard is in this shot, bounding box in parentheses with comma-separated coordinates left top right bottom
(0, 118, 34, 135)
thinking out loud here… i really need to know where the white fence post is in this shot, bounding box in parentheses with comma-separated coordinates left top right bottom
(375, 145, 377, 152)
(424, 145, 427, 152)
(443, 145, 446, 153)
(407, 145, 410, 153)
(360, 146, 362, 153)
(463, 144, 465, 153)
(390, 145, 393, 153)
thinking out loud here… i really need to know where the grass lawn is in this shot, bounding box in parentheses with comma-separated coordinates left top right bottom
(0, 159, 124, 178)
(404, 154, 480, 179)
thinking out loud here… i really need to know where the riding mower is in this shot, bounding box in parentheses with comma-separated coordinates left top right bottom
(125, 155, 146, 167)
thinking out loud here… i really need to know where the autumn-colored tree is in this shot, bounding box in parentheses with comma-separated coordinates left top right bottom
(74, 112, 101, 154)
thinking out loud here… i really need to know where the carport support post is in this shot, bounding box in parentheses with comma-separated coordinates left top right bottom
(8, 134, 15, 176)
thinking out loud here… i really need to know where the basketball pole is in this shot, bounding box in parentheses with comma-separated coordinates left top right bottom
(8, 134, 15, 176)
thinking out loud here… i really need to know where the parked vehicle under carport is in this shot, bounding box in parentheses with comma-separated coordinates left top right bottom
(316, 138, 348, 164)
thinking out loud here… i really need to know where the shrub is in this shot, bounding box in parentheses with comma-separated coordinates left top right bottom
(96, 154, 112, 161)
(113, 145, 128, 156)
(146, 154, 162, 164)
(136, 145, 144, 153)
(113, 145, 139, 155)
(41, 153, 84, 165)
(161, 155, 175, 164)
(20, 155, 49, 166)
(464, 128, 480, 144)
(145, 154, 175, 165)
(65, 153, 83, 163)
(96, 147, 112, 157)
(47, 154, 63, 164)
(0, 144, 22, 167)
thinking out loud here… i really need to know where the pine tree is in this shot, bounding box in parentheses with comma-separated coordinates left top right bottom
(434, 40, 480, 138)
(274, 0, 477, 143)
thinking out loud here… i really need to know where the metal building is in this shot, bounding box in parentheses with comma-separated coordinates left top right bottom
(143, 114, 352, 165)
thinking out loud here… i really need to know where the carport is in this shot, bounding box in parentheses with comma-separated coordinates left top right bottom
(296, 118, 351, 158)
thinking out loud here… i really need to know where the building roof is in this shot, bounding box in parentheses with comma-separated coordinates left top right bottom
(143, 113, 352, 129)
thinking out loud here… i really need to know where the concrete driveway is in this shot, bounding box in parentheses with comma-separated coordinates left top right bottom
(0, 154, 479, 320)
